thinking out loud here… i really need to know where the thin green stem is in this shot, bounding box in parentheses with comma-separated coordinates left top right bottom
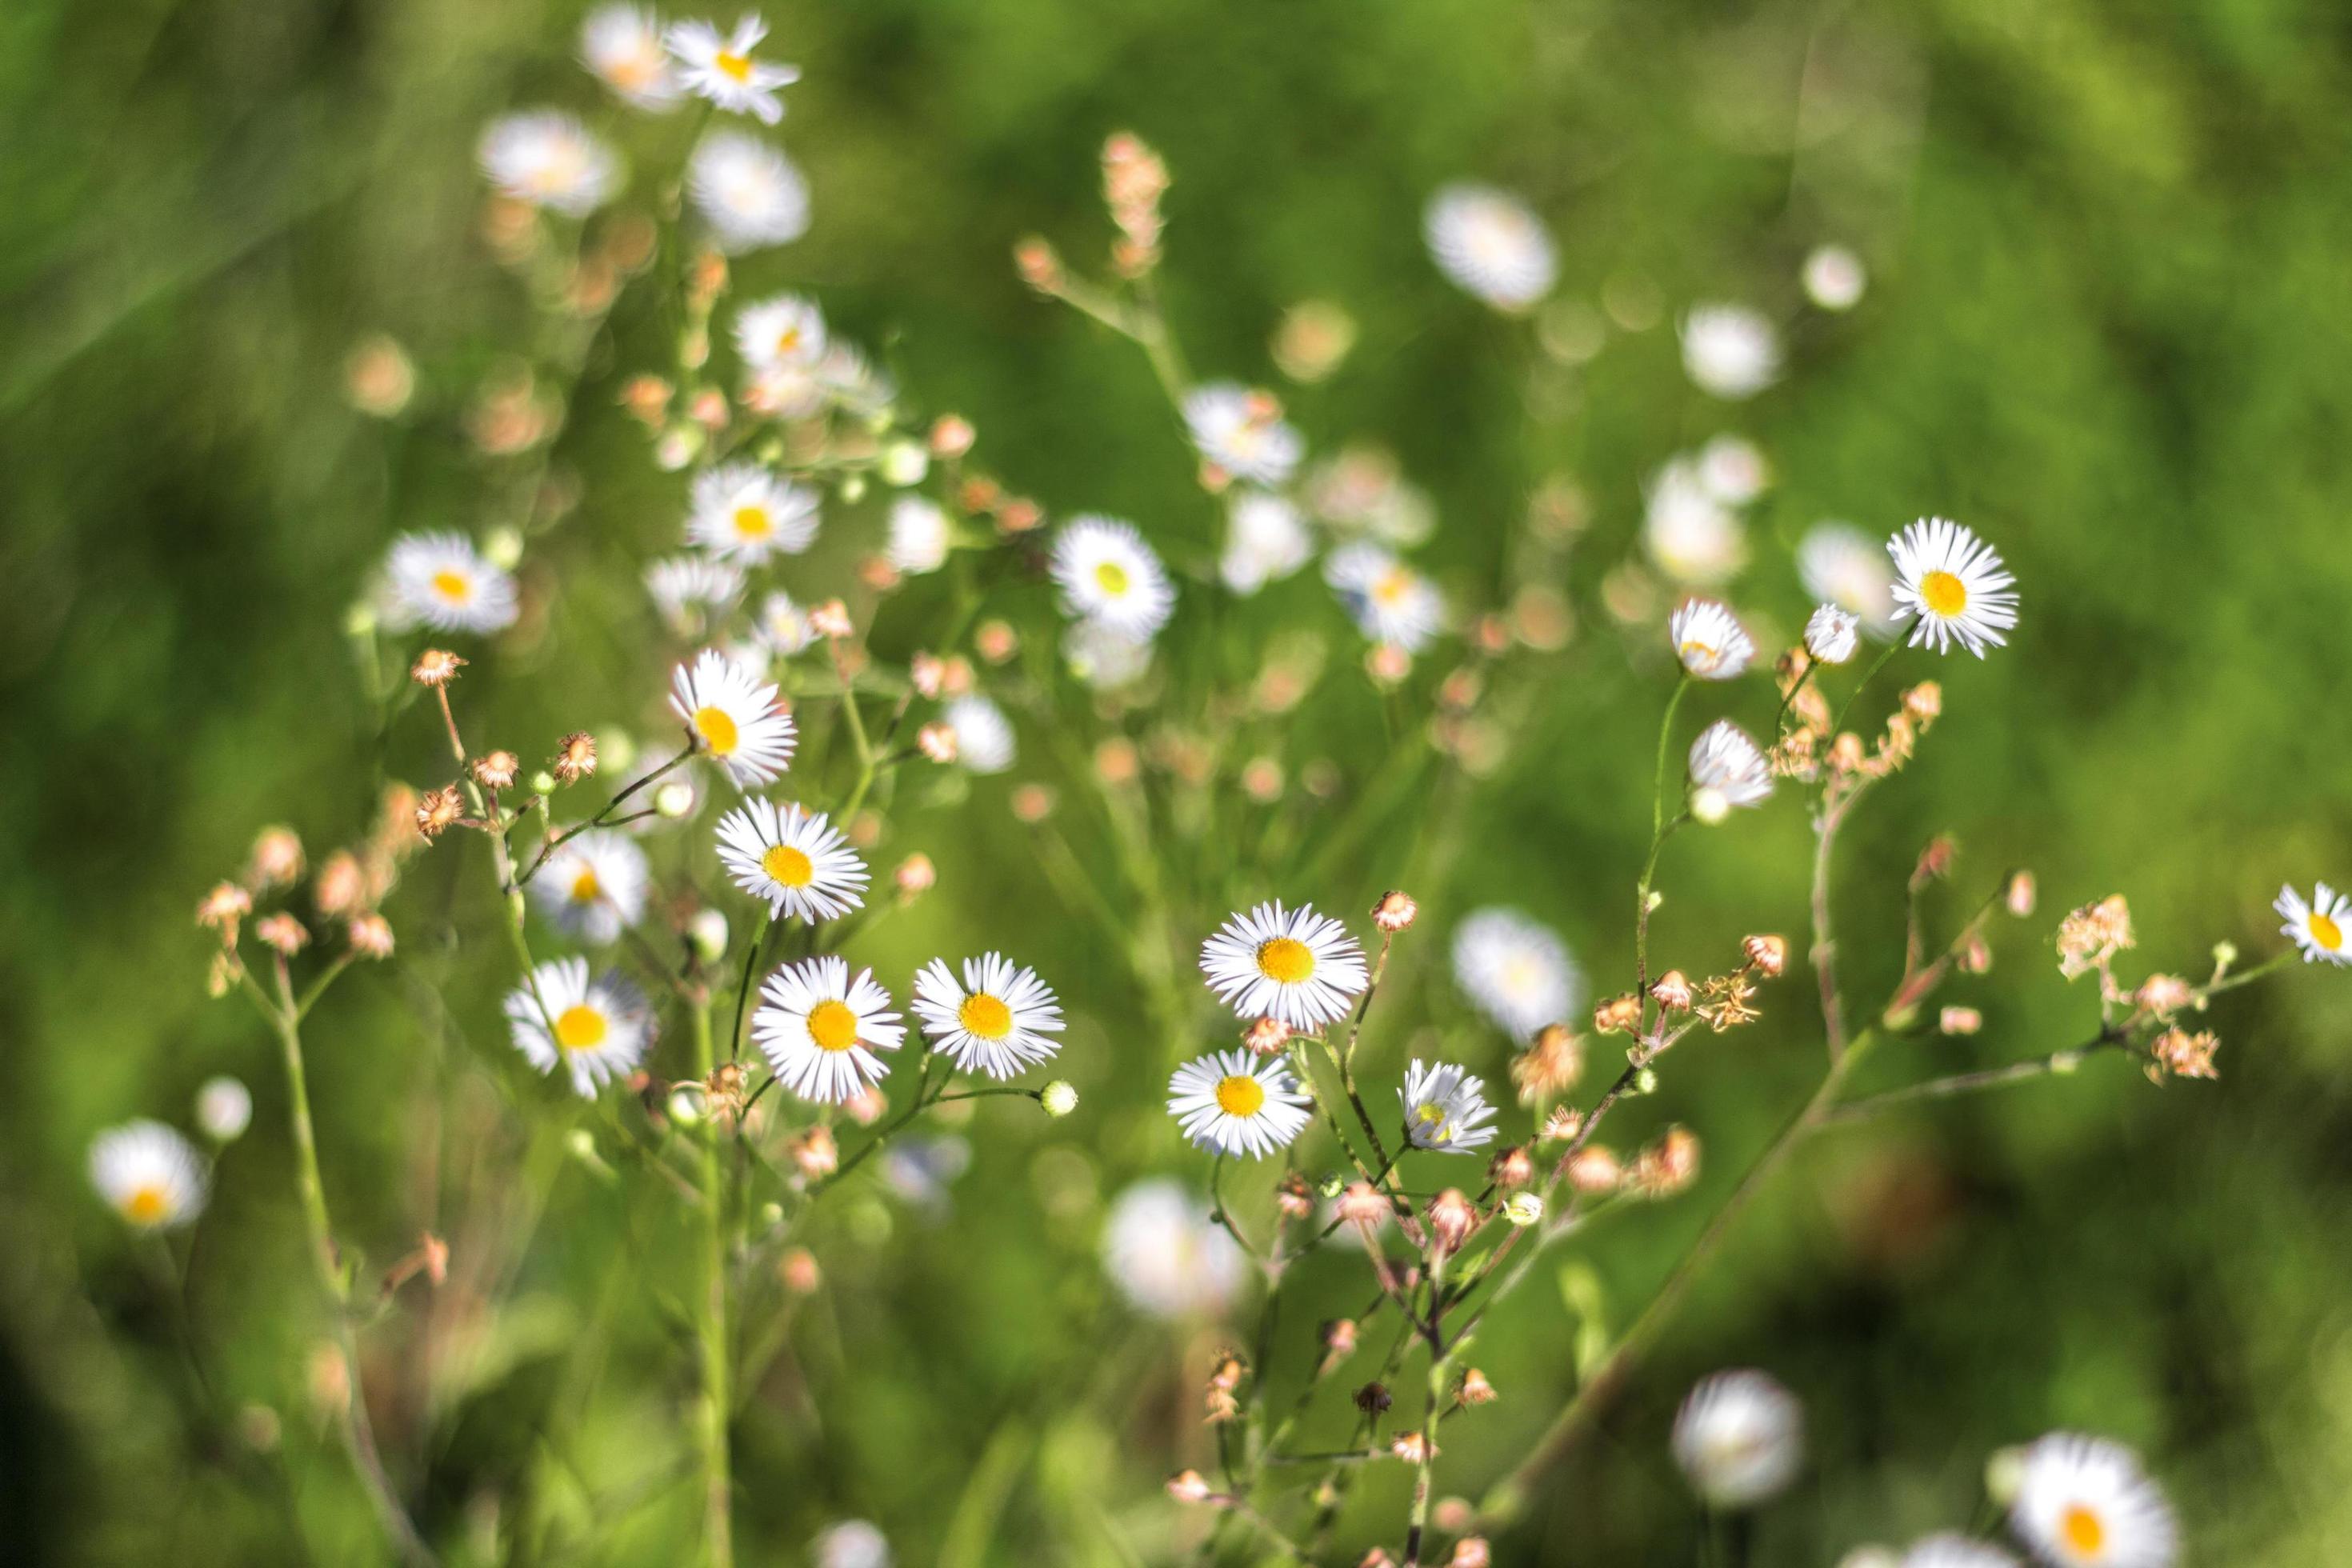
(689, 1000, 735, 1568)
(1828, 640, 1903, 738)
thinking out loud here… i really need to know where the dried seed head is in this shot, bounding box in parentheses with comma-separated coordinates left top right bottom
(256, 912, 310, 956)
(917, 722, 959, 765)
(1742, 934, 1787, 978)
(1245, 1016, 1292, 1055)
(414, 786, 465, 841)
(551, 732, 598, 783)
(314, 852, 366, 918)
(1630, 1126, 1700, 1198)
(1565, 1146, 1622, 1194)
(1321, 1318, 1358, 1356)
(348, 913, 395, 960)
(1457, 1368, 1497, 1406)
(1373, 889, 1418, 933)
(1487, 1146, 1534, 1190)
(1938, 1006, 1983, 1036)
(2149, 1026, 2221, 1082)
(1650, 970, 1694, 1010)
(1594, 993, 1644, 1034)
(249, 826, 305, 890)
(1427, 1188, 1477, 1253)
(1902, 681, 1943, 723)
(810, 599, 854, 640)
(2057, 894, 2135, 979)
(471, 750, 520, 791)
(1539, 1105, 1584, 1143)
(1512, 1024, 1585, 1103)
(2136, 973, 2194, 1018)
(1390, 1430, 1433, 1462)
(894, 854, 936, 897)
(1354, 1382, 1394, 1417)
(410, 649, 466, 687)
(791, 1126, 839, 1180)
(1338, 1182, 1390, 1226)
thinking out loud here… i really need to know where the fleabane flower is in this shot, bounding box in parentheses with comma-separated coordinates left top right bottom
(1798, 522, 1899, 635)
(1888, 518, 2018, 657)
(646, 553, 744, 635)
(715, 799, 866, 922)
(581, 6, 682, 110)
(666, 13, 798, 123)
(526, 829, 650, 946)
(912, 954, 1064, 1078)
(1423, 184, 1556, 311)
(1219, 490, 1312, 595)
(1182, 383, 1303, 486)
(1668, 597, 1755, 680)
(1326, 542, 1443, 653)
(671, 648, 796, 786)
(1200, 901, 1370, 1029)
(505, 958, 651, 1098)
(478, 112, 621, 217)
(1452, 908, 1582, 1038)
(753, 954, 906, 1103)
(1643, 458, 1747, 587)
(732, 293, 826, 371)
(886, 498, 951, 574)
(1103, 1178, 1246, 1318)
(1805, 603, 1860, 664)
(688, 130, 810, 253)
(1688, 719, 1773, 818)
(2276, 882, 2352, 966)
(940, 694, 1014, 774)
(382, 531, 519, 635)
(2009, 1433, 2178, 1568)
(687, 462, 819, 563)
(1671, 1370, 1804, 1509)
(1166, 1049, 1312, 1158)
(89, 1121, 208, 1231)
(1063, 621, 1154, 691)
(1681, 303, 1782, 400)
(1398, 1060, 1499, 1153)
(1052, 515, 1174, 642)
(755, 590, 817, 656)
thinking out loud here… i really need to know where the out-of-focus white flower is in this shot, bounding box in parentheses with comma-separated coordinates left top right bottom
(1062, 621, 1154, 690)
(1688, 720, 1773, 819)
(1398, 1060, 1499, 1153)
(1200, 901, 1370, 1029)
(1052, 516, 1174, 641)
(666, 14, 798, 123)
(382, 531, 519, 635)
(1219, 490, 1313, 595)
(581, 6, 682, 110)
(2276, 882, 2350, 967)
(478, 112, 621, 216)
(1668, 597, 1755, 680)
(1103, 1178, 1246, 1318)
(1671, 1369, 1803, 1509)
(194, 1078, 251, 1142)
(816, 342, 896, 418)
(912, 954, 1063, 1079)
(688, 130, 810, 253)
(1326, 542, 1442, 652)
(1182, 383, 1303, 486)
(1697, 434, 1771, 506)
(686, 462, 818, 564)
(1307, 448, 1436, 546)
(940, 694, 1014, 774)
(731, 293, 826, 371)
(1798, 522, 1900, 638)
(1888, 518, 2018, 658)
(811, 1520, 892, 1568)
(1805, 604, 1860, 665)
(753, 954, 906, 1104)
(1803, 245, 1868, 311)
(505, 959, 652, 1098)
(1900, 1537, 2018, 1568)
(1452, 908, 1581, 1039)
(1681, 304, 1782, 400)
(670, 648, 797, 787)
(714, 800, 866, 922)
(90, 1121, 208, 1230)
(526, 829, 650, 946)
(2010, 1433, 2178, 1568)
(1167, 1049, 1312, 1158)
(646, 553, 744, 634)
(1643, 459, 1748, 587)
(754, 590, 817, 656)
(886, 497, 951, 574)
(1424, 184, 1556, 311)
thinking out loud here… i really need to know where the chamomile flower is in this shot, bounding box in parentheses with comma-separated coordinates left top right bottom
(686, 462, 818, 564)
(1219, 490, 1313, 595)
(1671, 1369, 1804, 1509)
(1669, 597, 1756, 680)
(1806, 603, 1861, 665)
(1798, 522, 1900, 636)
(1681, 303, 1782, 400)
(2009, 1433, 2178, 1568)
(2275, 882, 2351, 966)
(753, 954, 905, 1104)
(505, 959, 650, 1098)
(666, 14, 798, 123)
(878, 497, 950, 575)
(715, 799, 866, 922)
(688, 130, 810, 253)
(732, 293, 826, 370)
(1325, 542, 1443, 653)
(940, 694, 1014, 774)
(581, 6, 682, 110)
(755, 590, 817, 656)
(89, 1120, 208, 1231)
(1644, 459, 1749, 587)
(1423, 184, 1557, 311)
(1888, 518, 2018, 657)
(1452, 908, 1582, 1039)
(1688, 720, 1773, 818)
(478, 112, 621, 217)
(912, 954, 1064, 1078)
(1062, 620, 1154, 690)
(670, 648, 796, 786)
(1903, 1538, 2019, 1568)
(1102, 1178, 1246, 1318)
(1200, 901, 1370, 1029)
(1398, 1060, 1499, 1153)
(382, 531, 519, 634)
(1052, 516, 1174, 641)
(646, 553, 744, 635)
(1166, 1049, 1312, 1158)
(1182, 383, 1303, 486)
(526, 829, 650, 946)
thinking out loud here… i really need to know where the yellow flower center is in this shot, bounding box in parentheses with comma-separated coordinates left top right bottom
(1920, 570, 1968, 618)
(1214, 1074, 1266, 1117)
(2060, 1503, 2106, 1556)
(570, 868, 601, 903)
(1256, 936, 1315, 984)
(1094, 560, 1131, 596)
(775, 326, 802, 355)
(807, 999, 859, 1052)
(694, 705, 740, 755)
(2310, 911, 2344, 951)
(430, 569, 471, 602)
(733, 505, 773, 539)
(1373, 568, 1414, 607)
(608, 52, 657, 90)
(1680, 639, 1716, 666)
(762, 844, 814, 887)
(715, 50, 754, 82)
(958, 992, 1013, 1038)
(554, 1004, 609, 1051)
(125, 1185, 170, 1224)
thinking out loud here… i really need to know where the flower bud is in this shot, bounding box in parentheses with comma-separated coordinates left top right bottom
(894, 854, 936, 897)
(918, 722, 958, 765)
(1593, 994, 1643, 1034)
(1456, 1368, 1497, 1407)
(1503, 1192, 1544, 1227)
(552, 732, 598, 783)
(1938, 1006, 1982, 1036)
(2006, 870, 2038, 918)
(1245, 1016, 1291, 1055)
(878, 440, 928, 487)
(1650, 970, 1693, 1010)
(1566, 1146, 1622, 1194)
(196, 1077, 252, 1142)
(410, 649, 466, 687)
(929, 414, 975, 458)
(1353, 1382, 1393, 1416)
(1038, 1081, 1078, 1117)
(1486, 1146, 1533, 1190)
(1742, 934, 1787, 977)
(687, 908, 730, 965)
(348, 912, 395, 960)
(1427, 1188, 1476, 1253)
(471, 750, 519, 791)
(654, 780, 696, 818)
(792, 1126, 839, 1180)
(1373, 890, 1418, 933)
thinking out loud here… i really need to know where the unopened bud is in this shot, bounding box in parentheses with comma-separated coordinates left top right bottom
(929, 414, 975, 458)
(1427, 1188, 1476, 1253)
(894, 854, 936, 896)
(1503, 1192, 1544, 1227)
(471, 750, 519, 791)
(1650, 970, 1693, 1010)
(1457, 1369, 1497, 1407)
(1938, 1006, 1982, 1036)
(687, 908, 730, 964)
(1245, 1016, 1291, 1055)
(918, 722, 958, 765)
(1166, 1469, 1213, 1503)
(1594, 994, 1643, 1034)
(2006, 870, 2038, 918)
(1487, 1146, 1534, 1190)
(1038, 1080, 1078, 1117)
(1742, 934, 1787, 977)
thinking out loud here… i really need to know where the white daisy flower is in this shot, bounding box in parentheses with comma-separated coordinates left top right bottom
(1219, 489, 1313, 595)
(670, 647, 797, 787)
(581, 5, 682, 110)
(665, 13, 798, 123)
(1803, 244, 1868, 311)
(752, 954, 906, 1104)
(1805, 603, 1861, 665)
(1798, 522, 1900, 636)
(1697, 434, 1771, 506)
(1688, 720, 1773, 818)
(1902, 1538, 2019, 1568)
(1062, 620, 1154, 691)
(2010, 1433, 2178, 1568)
(941, 694, 1014, 774)
(1200, 900, 1370, 1029)
(1681, 303, 1782, 400)
(886, 497, 951, 574)
(686, 462, 818, 564)
(1671, 1369, 1804, 1509)
(812, 1521, 892, 1568)
(1668, 597, 1756, 680)
(1643, 458, 1749, 587)
(478, 111, 621, 217)
(646, 553, 744, 635)
(1166, 1049, 1313, 1158)
(1452, 907, 1582, 1039)
(505, 958, 650, 1098)
(714, 799, 866, 922)
(1325, 542, 1443, 653)
(1052, 516, 1174, 642)
(525, 828, 650, 946)
(732, 293, 826, 371)
(1102, 1178, 1247, 1318)
(2275, 882, 2351, 966)
(382, 531, 519, 635)
(912, 954, 1064, 1079)
(688, 130, 810, 254)
(89, 1120, 208, 1231)
(1423, 184, 1557, 311)
(754, 590, 818, 656)
(1888, 518, 2018, 657)
(1182, 383, 1304, 486)
(1398, 1060, 1499, 1153)
(816, 342, 897, 417)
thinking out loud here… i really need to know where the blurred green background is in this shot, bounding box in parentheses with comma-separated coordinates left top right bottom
(6, 0, 2352, 1562)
